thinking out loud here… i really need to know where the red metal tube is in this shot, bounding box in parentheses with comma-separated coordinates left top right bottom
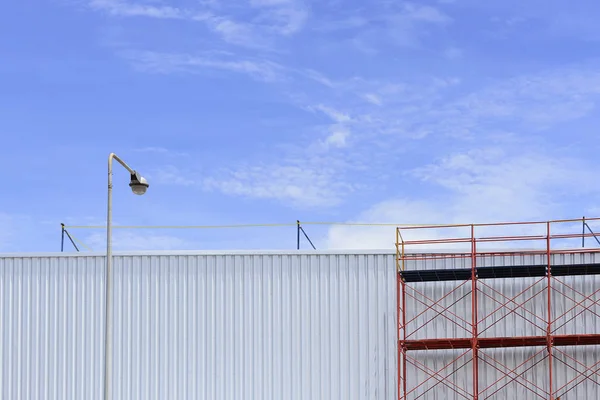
(547, 221, 554, 400)
(397, 272, 402, 399)
(402, 279, 407, 399)
(471, 224, 479, 400)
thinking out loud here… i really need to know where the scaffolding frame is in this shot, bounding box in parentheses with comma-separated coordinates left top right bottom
(396, 218, 600, 400)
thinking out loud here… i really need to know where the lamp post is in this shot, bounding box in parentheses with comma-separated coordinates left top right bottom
(105, 153, 149, 400)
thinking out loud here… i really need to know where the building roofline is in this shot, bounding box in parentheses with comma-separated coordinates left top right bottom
(2, 247, 596, 258)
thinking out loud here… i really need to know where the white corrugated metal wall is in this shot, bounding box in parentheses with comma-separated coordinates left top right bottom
(2, 250, 600, 399)
(0, 252, 397, 400)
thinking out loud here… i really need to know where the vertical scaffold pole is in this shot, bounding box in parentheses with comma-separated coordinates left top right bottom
(547, 221, 554, 400)
(397, 271, 402, 399)
(401, 278, 407, 399)
(471, 224, 479, 399)
(396, 227, 408, 400)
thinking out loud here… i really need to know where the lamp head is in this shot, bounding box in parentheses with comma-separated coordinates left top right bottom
(129, 172, 149, 195)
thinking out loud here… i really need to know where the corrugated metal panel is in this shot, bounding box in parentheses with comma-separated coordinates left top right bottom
(0, 253, 397, 400)
(3, 250, 600, 399)
(0, 256, 106, 400)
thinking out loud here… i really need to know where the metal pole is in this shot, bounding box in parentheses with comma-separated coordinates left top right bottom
(583, 216, 586, 248)
(105, 154, 114, 400)
(297, 220, 300, 250)
(401, 278, 407, 399)
(547, 221, 554, 400)
(61, 223, 65, 252)
(104, 153, 137, 400)
(65, 230, 80, 252)
(300, 227, 316, 250)
(471, 224, 479, 400)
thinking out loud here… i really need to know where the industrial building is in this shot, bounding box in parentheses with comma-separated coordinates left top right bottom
(1, 218, 599, 399)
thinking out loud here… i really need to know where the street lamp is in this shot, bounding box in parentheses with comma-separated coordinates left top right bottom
(105, 153, 149, 400)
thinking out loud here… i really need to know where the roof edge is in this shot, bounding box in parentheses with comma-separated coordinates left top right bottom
(0, 249, 398, 258)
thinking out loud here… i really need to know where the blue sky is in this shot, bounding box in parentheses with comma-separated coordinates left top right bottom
(2, 0, 600, 252)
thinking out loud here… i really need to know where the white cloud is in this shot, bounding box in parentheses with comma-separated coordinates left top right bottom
(314, 62, 600, 149)
(123, 56, 600, 223)
(439, 63, 600, 132)
(411, 149, 597, 219)
(249, 0, 309, 35)
(206, 17, 273, 49)
(122, 51, 286, 82)
(134, 147, 189, 157)
(250, 0, 294, 6)
(203, 156, 356, 208)
(89, 0, 307, 49)
(363, 93, 383, 105)
(325, 127, 349, 148)
(325, 199, 447, 250)
(92, 1, 600, 231)
(149, 165, 197, 186)
(89, 0, 190, 19)
(312, 104, 352, 123)
(326, 148, 599, 250)
(302, 69, 336, 87)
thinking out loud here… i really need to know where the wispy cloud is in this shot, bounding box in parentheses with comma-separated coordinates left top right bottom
(80, 0, 600, 242)
(124, 53, 600, 217)
(400, 3, 452, 24)
(208, 18, 270, 49)
(362, 93, 383, 106)
(250, 0, 309, 35)
(311, 104, 352, 123)
(134, 147, 189, 157)
(326, 148, 600, 249)
(411, 148, 597, 219)
(122, 50, 287, 82)
(89, 0, 308, 49)
(149, 165, 197, 187)
(146, 148, 361, 208)
(203, 156, 357, 208)
(353, 2, 453, 48)
(89, 0, 192, 19)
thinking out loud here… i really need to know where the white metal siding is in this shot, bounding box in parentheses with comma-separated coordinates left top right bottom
(0, 253, 397, 400)
(2, 250, 600, 399)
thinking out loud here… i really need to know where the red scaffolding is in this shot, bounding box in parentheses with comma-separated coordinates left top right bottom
(396, 218, 600, 400)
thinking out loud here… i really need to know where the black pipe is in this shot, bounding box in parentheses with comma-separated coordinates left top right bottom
(61, 223, 65, 252)
(583, 216, 586, 248)
(64, 229, 80, 252)
(300, 227, 316, 250)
